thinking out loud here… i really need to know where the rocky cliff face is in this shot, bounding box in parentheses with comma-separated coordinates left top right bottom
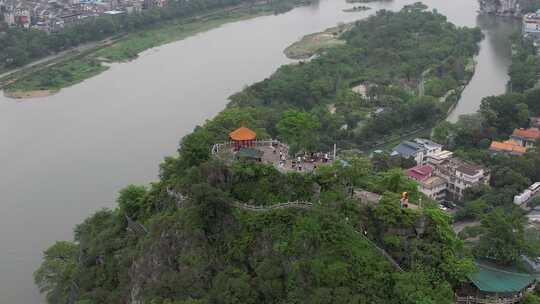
(479, 0, 536, 16)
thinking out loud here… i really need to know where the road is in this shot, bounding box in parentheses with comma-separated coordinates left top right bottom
(0, 39, 113, 81)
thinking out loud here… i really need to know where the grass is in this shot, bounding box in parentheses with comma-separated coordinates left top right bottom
(284, 25, 349, 59)
(6, 57, 108, 92)
(4, 4, 276, 94)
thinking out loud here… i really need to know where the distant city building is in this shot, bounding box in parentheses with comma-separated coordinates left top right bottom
(0, 0, 149, 32)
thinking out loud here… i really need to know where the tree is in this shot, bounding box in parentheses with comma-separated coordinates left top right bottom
(337, 156, 371, 188)
(377, 168, 418, 195)
(277, 109, 321, 154)
(475, 208, 529, 265)
(180, 128, 212, 168)
(117, 184, 147, 220)
(34, 241, 79, 304)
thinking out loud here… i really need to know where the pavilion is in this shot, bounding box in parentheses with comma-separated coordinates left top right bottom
(456, 261, 536, 304)
(229, 127, 257, 151)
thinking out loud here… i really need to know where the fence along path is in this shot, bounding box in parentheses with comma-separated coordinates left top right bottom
(165, 188, 404, 272)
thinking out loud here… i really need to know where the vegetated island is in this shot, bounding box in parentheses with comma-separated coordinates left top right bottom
(343, 6, 371, 12)
(0, 0, 311, 98)
(33, 5, 495, 304)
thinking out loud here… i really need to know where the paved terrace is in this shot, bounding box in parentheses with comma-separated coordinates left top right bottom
(212, 140, 334, 173)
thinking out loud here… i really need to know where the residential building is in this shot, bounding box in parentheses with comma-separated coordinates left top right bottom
(523, 10, 540, 38)
(406, 165, 446, 201)
(391, 141, 425, 165)
(391, 138, 443, 166)
(510, 127, 540, 148)
(434, 158, 490, 201)
(489, 140, 528, 156)
(426, 150, 453, 166)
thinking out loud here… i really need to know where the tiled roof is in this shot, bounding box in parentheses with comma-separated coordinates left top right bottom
(489, 140, 527, 155)
(421, 176, 446, 188)
(229, 127, 256, 141)
(406, 165, 434, 181)
(512, 128, 540, 140)
(457, 163, 483, 176)
(414, 138, 442, 150)
(392, 141, 424, 157)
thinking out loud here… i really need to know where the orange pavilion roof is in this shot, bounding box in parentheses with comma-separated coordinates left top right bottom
(229, 127, 256, 141)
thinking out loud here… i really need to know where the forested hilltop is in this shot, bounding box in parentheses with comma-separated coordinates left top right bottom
(35, 6, 483, 304)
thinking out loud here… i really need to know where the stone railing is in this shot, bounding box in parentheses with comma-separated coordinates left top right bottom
(231, 201, 313, 212)
(455, 296, 522, 304)
(211, 139, 286, 155)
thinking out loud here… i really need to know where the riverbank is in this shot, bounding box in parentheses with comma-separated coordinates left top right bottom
(1, 2, 303, 97)
(284, 23, 352, 59)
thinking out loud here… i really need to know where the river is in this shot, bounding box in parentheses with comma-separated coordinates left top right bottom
(0, 0, 519, 302)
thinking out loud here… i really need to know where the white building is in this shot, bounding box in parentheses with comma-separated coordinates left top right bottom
(524, 10, 540, 37)
(434, 158, 490, 201)
(391, 138, 443, 166)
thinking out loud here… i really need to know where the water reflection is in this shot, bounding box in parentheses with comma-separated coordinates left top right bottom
(448, 14, 520, 122)
(0, 1, 520, 303)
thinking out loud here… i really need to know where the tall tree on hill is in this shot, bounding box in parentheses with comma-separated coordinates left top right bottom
(475, 208, 530, 265)
(277, 109, 321, 154)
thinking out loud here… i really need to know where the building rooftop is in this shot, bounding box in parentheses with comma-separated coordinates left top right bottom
(489, 140, 527, 155)
(512, 128, 540, 140)
(406, 165, 433, 182)
(414, 138, 442, 150)
(391, 141, 424, 157)
(457, 163, 484, 176)
(468, 261, 536, 293)
(229, 127, 256, 141)
(422, 176, 446, 189)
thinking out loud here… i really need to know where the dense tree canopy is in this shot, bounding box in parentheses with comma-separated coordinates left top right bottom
(34, 7, 485, 304)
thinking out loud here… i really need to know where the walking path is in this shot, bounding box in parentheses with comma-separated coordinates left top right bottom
(166, 187, 404, 272)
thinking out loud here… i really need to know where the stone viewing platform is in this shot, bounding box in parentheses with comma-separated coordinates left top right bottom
(211, 127, 334, 173)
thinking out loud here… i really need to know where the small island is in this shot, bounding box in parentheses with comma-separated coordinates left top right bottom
(343, 6, 371, 12)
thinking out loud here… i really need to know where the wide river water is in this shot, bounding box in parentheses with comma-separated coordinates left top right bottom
(0, 0, 520, 302)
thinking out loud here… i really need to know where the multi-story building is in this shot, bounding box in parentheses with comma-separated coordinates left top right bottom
(425, 149, 453, 166)
(391, 138, 443, 166)
(510, 127, 540, 148)
(406, 165, 446, 201)
(523, 10, 540, 38)
(434, 158, 490, 201)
